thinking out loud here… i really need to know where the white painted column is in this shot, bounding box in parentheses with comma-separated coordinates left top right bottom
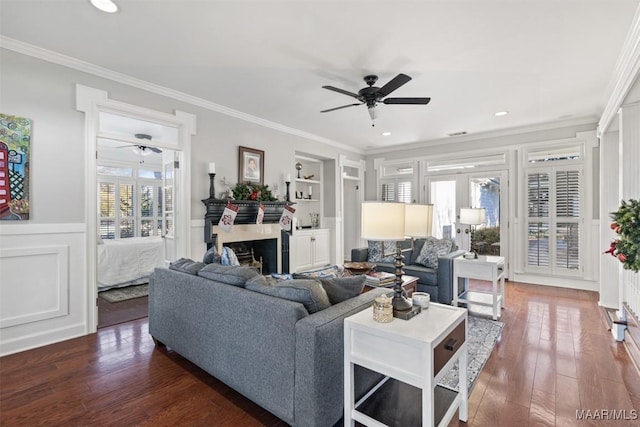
(619, 102, 640, 317)
(599, 130, 620, 308)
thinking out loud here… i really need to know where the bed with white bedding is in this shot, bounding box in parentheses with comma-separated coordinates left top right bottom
(97, 236, 166, 291)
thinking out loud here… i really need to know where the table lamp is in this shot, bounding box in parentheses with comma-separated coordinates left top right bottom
(459, 207, 486, 257)
(361, 202, 433, 319)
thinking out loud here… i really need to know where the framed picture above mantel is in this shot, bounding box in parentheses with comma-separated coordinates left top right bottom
(238, 146, 264, 185)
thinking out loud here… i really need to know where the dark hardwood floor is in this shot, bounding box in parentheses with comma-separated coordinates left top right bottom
(97, 294, 149, 329)
(1, 281, 639, 426)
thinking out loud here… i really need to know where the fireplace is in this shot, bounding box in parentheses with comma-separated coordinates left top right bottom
(225, 239, 278, 274)
(208, 224, 286, 273)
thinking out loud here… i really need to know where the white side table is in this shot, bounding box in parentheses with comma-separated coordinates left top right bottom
(453, 255, 505, 320)
(344, 303, 468, 427)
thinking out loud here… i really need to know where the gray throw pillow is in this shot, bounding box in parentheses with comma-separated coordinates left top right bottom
(245, 276, 331, 314)
(414, 237, 453, 268)
(197, 263, 259, 287)
(318, 275, 366, 305)
(169, 258, 206, 275)
(203, 245, 222, 264)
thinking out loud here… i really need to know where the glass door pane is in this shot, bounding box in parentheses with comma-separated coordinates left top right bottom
(429, 179, 456, 239)
(469, 176, 501, 255)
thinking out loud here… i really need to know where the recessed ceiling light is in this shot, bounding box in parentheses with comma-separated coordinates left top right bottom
(382, 132, 391, 136)
(90, 0, 118, 13)
(495, 111, 509, 117)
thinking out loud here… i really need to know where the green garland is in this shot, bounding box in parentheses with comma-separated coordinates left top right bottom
(231, 183, 277, 202)
(605, 199, 640, 272)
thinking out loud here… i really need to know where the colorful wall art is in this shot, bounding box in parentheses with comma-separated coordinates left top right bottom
(0, 113, 31, 220)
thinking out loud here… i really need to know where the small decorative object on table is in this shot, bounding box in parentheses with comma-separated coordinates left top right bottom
(343, 261, 376, 275)
(372, 294, 393, 323)
(412, 292, 430, 309)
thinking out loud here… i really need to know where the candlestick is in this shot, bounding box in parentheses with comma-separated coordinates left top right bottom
(309, 186, 313, 197)
(209, 173, 216, 199)
(285, 181, 291, 202)
(209, 162, 216, 174)
(285, 173, 291, 182)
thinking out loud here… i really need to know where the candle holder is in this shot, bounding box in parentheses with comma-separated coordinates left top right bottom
(285, 181, 291, 202)
(208, 173, 217, 199)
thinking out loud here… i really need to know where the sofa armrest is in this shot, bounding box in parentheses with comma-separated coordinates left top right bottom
(351, 247, 369, 262)
(436, 249, 466, 304)
(294, 288, 387, 427)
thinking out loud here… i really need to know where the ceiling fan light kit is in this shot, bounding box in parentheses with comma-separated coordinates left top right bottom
(321, 73, 430, 126)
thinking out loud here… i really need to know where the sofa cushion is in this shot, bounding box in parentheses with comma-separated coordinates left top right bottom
(367, 241, 397, 263)
(169, 258, 206, 275)
(414, 237, 453, 268)
(245, 275, 331, 314)
(403, 264, 438, 287)
(197, 263, 260, 287)
(317, 275, 366, 305)
(203, 245, 222, 264)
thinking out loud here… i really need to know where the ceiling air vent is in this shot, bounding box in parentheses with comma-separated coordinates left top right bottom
(448, 131, 467, 137)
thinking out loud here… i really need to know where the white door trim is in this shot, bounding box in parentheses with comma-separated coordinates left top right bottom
(76, 84, 196, 332)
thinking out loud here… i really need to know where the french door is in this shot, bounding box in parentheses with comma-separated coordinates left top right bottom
(426, 170, 508, 271)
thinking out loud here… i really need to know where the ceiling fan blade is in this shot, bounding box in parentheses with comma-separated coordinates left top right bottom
(383, 97, 431, 105)
(321, 103, 362, 113)
(377, 73, 412, 97)
(322, 85, 362, 100)
(147, 146, 162, 153)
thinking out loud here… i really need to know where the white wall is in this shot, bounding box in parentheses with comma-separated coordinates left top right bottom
(0, 48, 364, 355)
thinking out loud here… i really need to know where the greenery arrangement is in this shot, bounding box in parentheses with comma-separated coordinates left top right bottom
(231, 182, 277, 202)
(605, 199, 640, 272)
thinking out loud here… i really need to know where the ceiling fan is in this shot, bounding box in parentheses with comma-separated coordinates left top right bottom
(117, 134, 163, 154)
(321, 73, 430, 125)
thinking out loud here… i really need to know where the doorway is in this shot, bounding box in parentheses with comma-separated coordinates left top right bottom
(426, 170, 508, 271)
(77, 84, 195, 333)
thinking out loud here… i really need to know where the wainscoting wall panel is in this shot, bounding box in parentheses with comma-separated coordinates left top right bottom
(0, 223, 87, 356)
(0, 245, 69, 328)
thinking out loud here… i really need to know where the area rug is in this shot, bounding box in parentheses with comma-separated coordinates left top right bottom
(99, 284, 149, 303)
(438, 314, 503, 392)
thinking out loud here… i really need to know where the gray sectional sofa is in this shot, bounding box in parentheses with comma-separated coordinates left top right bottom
(351, 238, 465, 304)
(148, 267, 386, 427)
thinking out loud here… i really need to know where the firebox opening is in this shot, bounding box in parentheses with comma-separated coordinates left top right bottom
(225, 238, 278, 274)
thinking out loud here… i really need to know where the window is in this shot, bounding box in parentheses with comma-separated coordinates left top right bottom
(525, 161, 581, 274)
(381, 179, 412, 203)
(98, 164, 163, 239)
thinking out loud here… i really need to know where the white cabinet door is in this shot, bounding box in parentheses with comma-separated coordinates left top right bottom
(312, 229, 331, 267)
(292, 232, 313, 272)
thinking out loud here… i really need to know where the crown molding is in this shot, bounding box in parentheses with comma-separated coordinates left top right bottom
(0, 36, 363, 155)
(598, 4, 640, 137)
(365, 116, 598, 156)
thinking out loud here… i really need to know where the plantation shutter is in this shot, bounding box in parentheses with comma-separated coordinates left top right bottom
(380, 179, 412, 203)
(99, 182, 116, 239)
(525, 166, 581, 274)
(555, 170, 580, 270)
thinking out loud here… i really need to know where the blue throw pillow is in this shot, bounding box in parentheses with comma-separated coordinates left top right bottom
(203, 245, 222, 264)
(414, 237, 453, 268)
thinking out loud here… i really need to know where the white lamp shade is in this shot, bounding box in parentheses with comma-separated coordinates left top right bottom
(361, 202, 405, 241)
(459, 208, 486, 225)
(404, 204, 434, 237)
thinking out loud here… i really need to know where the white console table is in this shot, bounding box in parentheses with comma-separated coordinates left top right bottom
(344, 303, 468, 427)
(453, 255, 505, 320)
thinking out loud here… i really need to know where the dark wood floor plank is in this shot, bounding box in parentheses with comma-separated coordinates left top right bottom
(2, 280, 640, 427)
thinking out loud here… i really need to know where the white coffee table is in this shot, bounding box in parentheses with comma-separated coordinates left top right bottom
(343, 303, 468, 426)
(453, 255, 505, 320)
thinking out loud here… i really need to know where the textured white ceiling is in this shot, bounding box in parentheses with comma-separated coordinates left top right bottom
(1, 0, 638, 151)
